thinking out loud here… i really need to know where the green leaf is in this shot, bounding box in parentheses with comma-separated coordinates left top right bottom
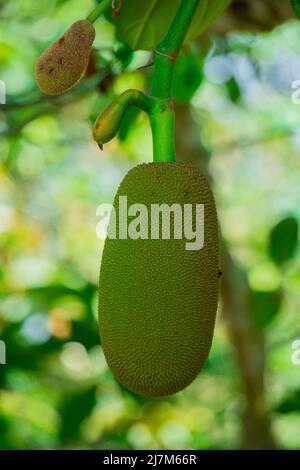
(269, 217, 299, 266)
(250, 289, 282, 329)
(226, 77, 241, 102)
(59, 387, 97, 442)
(114, 0, 232, 51)
(274, 390, 300, 414)
(185, 0, 231, 43)
(173, 46, 204, 103)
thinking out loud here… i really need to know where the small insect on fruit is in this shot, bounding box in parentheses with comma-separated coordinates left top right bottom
(36, 20, 95, 95)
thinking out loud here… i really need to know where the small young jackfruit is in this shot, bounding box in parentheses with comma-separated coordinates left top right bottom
(36, 20, 95, 95)
(98, 162, 219, 398)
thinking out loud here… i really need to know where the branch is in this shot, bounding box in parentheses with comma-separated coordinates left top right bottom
(0, 75, 107, 138)
(151, 0, 201, 100)
(213, 127, 296, 155)
(149, 0, 202, 163)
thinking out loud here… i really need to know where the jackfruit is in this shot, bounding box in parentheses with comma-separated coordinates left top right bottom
(99, 162, 219, 398)
(36, 20, 95, 95)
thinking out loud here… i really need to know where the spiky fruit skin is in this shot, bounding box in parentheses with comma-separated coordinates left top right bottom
(36, 20, 95, 95)
(99, 162, 219, 398)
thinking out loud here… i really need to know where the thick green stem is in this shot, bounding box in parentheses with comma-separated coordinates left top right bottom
(150, 106, 176, 163)
(87, 0, 112, 23)
(150, 0, 201, 162)
(151, 0, 201, 100)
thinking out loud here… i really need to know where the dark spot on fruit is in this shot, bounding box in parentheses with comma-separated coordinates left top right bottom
(58, 58, 63, 65)
(58, 36, 65, 45)
(49, 68, 54, 74)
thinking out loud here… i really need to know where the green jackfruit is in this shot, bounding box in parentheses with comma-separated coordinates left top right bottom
(99, 162, 219, 398)
(36, 20, 95, 95)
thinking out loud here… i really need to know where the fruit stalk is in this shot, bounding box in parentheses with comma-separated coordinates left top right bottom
(149, 0, 201, 163)
(151, 0, 201, 100)
(87, 0, 112, 23)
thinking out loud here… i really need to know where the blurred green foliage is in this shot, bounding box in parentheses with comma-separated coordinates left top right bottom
(0, 0, 300, 450)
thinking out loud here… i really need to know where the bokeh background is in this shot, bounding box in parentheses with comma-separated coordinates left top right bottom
(0, 0, 300, 450)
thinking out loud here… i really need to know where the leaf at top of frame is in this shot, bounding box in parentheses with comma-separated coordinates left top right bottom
(113, 0, 232, 51)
